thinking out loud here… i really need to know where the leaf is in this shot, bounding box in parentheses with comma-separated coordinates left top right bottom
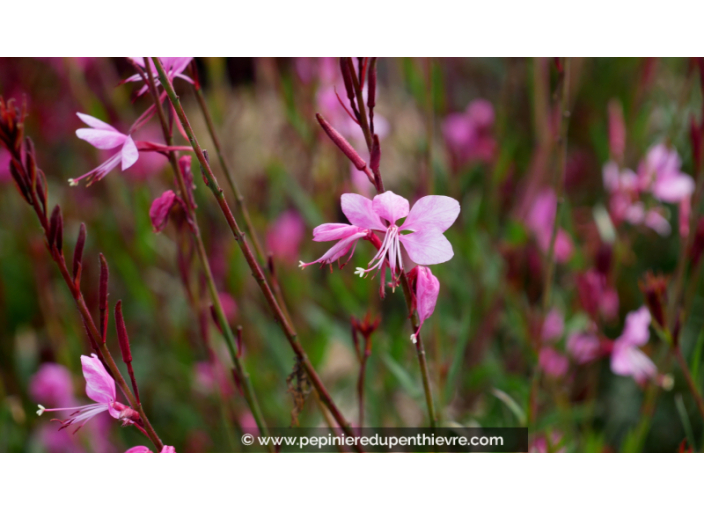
(491, 387, 526, 426)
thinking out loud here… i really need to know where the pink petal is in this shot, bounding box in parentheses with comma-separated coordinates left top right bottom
(121, 136, 139, 170)
(539, 347, 569, 378)
(125, 445, 153, 453)
(372, 191, 410, 224)
(312, 223, 365, 242)
(150, 190, 178, 233)
(301, 231, 367, 267)
(567, 332, 601, 364)
(652, 173, 695, 202)
(602, 161, 620, 193)
(541, 309, 564, 342)
(611, 344, 656, 383)
(618, 306, 651, 347)
(160, 445, 176, 453)
(81, 354, 116, 406)
(644, 210, 671, 236)
(76, 113, 119, 132)
(341, 193, 386, 231)
(76, 128, 127, 150)
(400, 229, 454, 265)
(416, 266, 440, 325)
(401, 195, 460, 234)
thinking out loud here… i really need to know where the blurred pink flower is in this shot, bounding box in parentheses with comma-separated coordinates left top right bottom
(125, 57, 193, 96)
(610, 306, 657, 384)
(36, 354, 134, 431)
(71, 113, 139, 186)
(530, 432, 565, 453)
(29, 363, 76, 409)
(266, 210, 306, 263)
(576, 269, 619, 320)
(194, 360, 234, 397)
(442, 99, 496, 167)
(36, 424, 84, 453)
(541, 308, 564, 342)
(525, 189, 573, 262)
(218, 292, 238, 323)
(539, 347, 569, 378)
(567, 330, 601, 364)
(638, 144, 694, 203)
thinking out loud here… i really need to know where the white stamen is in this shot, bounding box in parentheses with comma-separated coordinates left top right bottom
(298, 261, 305, 269)
(37, 404, 45, 416)
(68, 179, 78, 187)
(354, 267, 366, 277)
(410, 334, 417, 344)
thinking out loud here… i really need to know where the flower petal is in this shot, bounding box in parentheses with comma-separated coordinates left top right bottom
(372, 191, 410, 224)
(121, 136, 139, 170)
(81, 354, 116, 406)
(125, 445, 153, 453)
(399, 229, 454, 265)
(617, 306, 651, 347)
(652, 173, 695, 202)
(341, 193, 386, 230)
(76, 113, 119, 132)
(416, 266, 440, 324)
(76, 128, 127, 150)
(401, 195, 460, 234)
(312, 223, 365, 242)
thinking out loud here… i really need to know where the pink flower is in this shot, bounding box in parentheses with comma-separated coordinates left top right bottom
(266, 210, 306, 263)
(576, 269, 619, 320)
(150, 190, 188, 233)
(442, 99, 496, 167)
(610, 307, 657, 384)
(408, 265, 440, 343)
(125, 445, 176, 453)
(539, 348, 569, 378)
(301, 191, 459, 278)
(125, 57, 193, 97)
(29, 363, 76, 409)
(638, 144, 694, 203)
(36, 354, 135, 432)
(70, 113, 139, 186)
(541, 309, 564, 342)
(567, 331, 601, 364)
(525, 189, 573, 262)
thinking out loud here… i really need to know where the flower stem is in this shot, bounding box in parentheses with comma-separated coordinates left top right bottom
(673, 344, 704, 423)
(152, 58, 363, 452)
(141, 60, 273, 450)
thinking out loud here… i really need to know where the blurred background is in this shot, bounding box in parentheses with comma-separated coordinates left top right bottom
(0, 57, 703, 452)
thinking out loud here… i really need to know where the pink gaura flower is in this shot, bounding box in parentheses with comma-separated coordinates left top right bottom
(539, 348, 569, 378)
(638, 144, 694, 203)
(70, 113, 139, 186)
(29, 363, 76, 409)
(541, 308, 564, 342)
(610, 306, 657, 384)
(567, 330, 601, 364)
(36, 354, 136, 432)
(525, 189, 573, 262)
(126, 445, 176, 453)
(300, 191, 460, 279)
(267, 210, 306, 263)
(442, 99, 496, 167)
(125, 57, 194, 97)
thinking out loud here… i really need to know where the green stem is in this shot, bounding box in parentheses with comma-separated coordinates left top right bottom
(152, 57, 363, 452)
(142, 60, 273, 450)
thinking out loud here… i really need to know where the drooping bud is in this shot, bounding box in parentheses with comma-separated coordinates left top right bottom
(639, 271, 668, 330)
(73, 223, 86, 281)
(114, 300, 133, 364)
(149, 190, 187, 233)
(99, 254, 109, 343)
(316, 114, 365, 169)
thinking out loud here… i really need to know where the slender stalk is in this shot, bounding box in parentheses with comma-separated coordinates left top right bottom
(674, 344, 704, 422)
(542, 57, 571, 313)
(400, 272, 438, 429)
(152, 58, 363, 452)
(192, 84, 267, 265)
(142, 60, 273, 448)
(24, 184, 163, 451)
